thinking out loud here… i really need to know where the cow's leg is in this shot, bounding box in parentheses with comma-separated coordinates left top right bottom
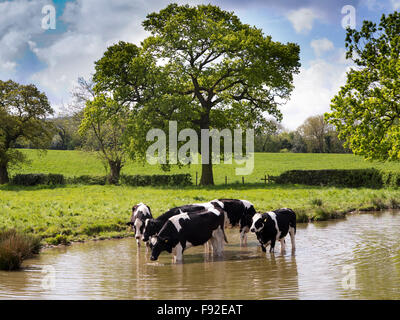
(269, 239, 276, 253)
(217, 227, 225, 254)
(240, 230, 247, 246)
(289, 226, 296, 251)
(261, 244, 266, 252)
(173, 243, 183, 263)
(211, 228, 224, 256)
(204, 241, 209, 253)
(145, 241, 150, 253)
(210, 234, 222, 256)
(280, 238, 286, 254)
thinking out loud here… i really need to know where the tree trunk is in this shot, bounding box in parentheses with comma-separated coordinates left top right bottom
(199, 111, 214, 186)
(0, 163, 9, 184)
(107, 160, 122, 185)
(200, 162, 214, 186)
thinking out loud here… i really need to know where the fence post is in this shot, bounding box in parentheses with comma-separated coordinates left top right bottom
(225, 176, 227, 185)
(242, 176, 244, 184)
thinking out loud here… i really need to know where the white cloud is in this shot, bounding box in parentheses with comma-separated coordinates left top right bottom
(310, 38, 334, 57)
(281, 51, 352, 130)
(0, 0, 48, 78)
(286, 8, 317, 34)
(28, 0, 188, 107)
(391, 0, 400, 10)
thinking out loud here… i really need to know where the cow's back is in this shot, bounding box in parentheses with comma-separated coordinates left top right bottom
(175, 210, 225, 246)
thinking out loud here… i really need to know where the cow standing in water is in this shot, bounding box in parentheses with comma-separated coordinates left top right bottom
(143, 199, 256, 246)
(150, 207, 228, 263)
(127, 203, 152, 248)
(250, 208, 296, 254)
(142, 200, 223, 243)
(216, 199, 256, 245)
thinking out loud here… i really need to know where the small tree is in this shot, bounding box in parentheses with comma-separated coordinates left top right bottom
(0, 80, 54, 184)
(298, 115, 330, 153)
(79, 95, 129, 184)
(326, 12, 400, 161)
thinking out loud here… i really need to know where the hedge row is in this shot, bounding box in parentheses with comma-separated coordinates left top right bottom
(10, 174, 65, 186)
(120, 174, 192, 186)
(10, 173, 192, 187)
(273, 169, 400, 188)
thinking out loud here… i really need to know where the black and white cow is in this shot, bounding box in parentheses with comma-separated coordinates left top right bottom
(126, 203, 153, 247)
(250, 208, 296, 254)
(142, 200, 224, 243)
(149, 207, 227, 262)
(217, 199, 256, 245)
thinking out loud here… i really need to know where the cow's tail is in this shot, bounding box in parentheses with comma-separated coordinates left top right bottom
(222, 210, 229, 243)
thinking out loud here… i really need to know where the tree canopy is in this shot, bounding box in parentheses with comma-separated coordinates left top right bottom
(92, 3, 300, 184)
(0, 80, 54, 183)
(326, 12, 400, 161)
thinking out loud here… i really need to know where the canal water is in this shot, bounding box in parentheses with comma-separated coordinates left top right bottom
(1, 210, 399, 299)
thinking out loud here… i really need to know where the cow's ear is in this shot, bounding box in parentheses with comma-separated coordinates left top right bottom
(132, 205, 138, 212)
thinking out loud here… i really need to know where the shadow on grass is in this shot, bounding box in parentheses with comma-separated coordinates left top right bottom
(0, 182, 389, 192)
(0, 184, 68, 191)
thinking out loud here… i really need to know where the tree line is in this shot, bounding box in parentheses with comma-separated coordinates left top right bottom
(254, 115, 350, 154)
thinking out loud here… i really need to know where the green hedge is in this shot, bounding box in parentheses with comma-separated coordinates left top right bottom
(66, 175, 107, 185)
(11, 174, 65, 186)
(273, 169, 399, 188)
(10, 173, 192, 187)
(120, 174, 192, 186)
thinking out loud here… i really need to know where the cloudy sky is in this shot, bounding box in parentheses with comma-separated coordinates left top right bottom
(1, 0, 399, 129)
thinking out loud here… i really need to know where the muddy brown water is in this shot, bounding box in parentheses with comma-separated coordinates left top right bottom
(1, 210, 400, 300)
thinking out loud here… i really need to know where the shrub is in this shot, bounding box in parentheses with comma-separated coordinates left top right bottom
(274, 169, 388, 188)
(381, 171, 400, 188)
(46, 234, 70, 246)
(11, 174, 65, 186)
(0, 229, 42, 271)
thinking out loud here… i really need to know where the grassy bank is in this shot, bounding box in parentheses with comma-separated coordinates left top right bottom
(1, 184, 399, 245)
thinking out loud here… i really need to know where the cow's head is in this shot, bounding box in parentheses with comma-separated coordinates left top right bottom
(149, 236, 172, 261)
(142, 219, 159, 242)
(127, 203, 152, 246)
(250, 213, 268, 233)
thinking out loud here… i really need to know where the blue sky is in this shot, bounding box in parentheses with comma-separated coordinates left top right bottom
(1, 0, 399, 129)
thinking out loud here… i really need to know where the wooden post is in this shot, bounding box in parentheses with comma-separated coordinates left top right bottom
(262, 175, 267, 184)
(225, 176, 227, 185)
(242, 176, 244, 184)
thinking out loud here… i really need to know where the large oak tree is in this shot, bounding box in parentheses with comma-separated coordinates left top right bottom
(93, 4, 300, 185)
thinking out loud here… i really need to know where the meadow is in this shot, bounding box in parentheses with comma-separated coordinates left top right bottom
(9, 149, 400, 184)
(1, 149, 400, 245)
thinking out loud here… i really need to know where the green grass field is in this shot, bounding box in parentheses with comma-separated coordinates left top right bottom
(1, 149, 400, 245)
(10, 149, 400, 184)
